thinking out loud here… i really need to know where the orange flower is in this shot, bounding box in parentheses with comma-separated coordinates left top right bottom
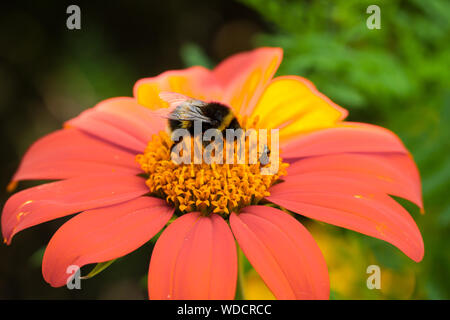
(1, 47, 424, 299)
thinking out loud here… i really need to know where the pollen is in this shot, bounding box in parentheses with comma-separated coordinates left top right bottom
(136, 131, 288, 216)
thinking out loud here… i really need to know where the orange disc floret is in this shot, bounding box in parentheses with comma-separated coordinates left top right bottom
(136, 131, 288, 215)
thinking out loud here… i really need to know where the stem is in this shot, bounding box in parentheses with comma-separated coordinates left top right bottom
(235, 245, 246, 300)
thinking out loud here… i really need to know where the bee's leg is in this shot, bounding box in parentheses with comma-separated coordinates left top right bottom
(202, 131, 220, 148)
(259, 145, 271, 165)
(202, 140, 212, 148)
(202, 131, 225, 149)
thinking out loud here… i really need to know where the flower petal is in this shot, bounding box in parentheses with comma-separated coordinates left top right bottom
(267, 173, 424, 262)
(2, 174, 148, 244)
(281, 122, 409, 159)
(11, 128, 140, 183)
(66, 97, 165, 153)
(214, 47, 283, 116)
(230, 206, 329, 300)
(42, 196, 173, 287)
(251, 76, 347, 142)
(134, 66, 222, 109)
(148, 212, 237, 300)
(286, 153, 423, 208)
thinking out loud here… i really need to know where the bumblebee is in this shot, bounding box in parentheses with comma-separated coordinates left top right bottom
(158, 92, 269, 163)
(159, 92, 241, 135)
(158, 91, 240, 144)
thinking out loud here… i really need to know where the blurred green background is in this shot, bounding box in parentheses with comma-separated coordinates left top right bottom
(0, 0, 448, 299)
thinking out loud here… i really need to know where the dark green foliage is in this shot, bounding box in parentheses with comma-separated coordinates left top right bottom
(238, 0, 450, 299)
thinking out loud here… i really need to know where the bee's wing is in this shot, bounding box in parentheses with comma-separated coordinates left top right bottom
(159, 92, 195, 108)
(157, 91, 212, 123)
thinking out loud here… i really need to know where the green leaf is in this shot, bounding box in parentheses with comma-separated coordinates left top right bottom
(29, 246, 45, 267)
(81, 259, 117, 280)
(180, 42, 213, 69)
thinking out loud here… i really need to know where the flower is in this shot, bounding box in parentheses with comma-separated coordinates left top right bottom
(1, 47, 424, 300)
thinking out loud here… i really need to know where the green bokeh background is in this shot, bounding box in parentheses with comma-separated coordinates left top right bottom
(0, 0, 448, 299)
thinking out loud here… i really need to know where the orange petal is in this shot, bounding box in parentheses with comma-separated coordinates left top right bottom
(1, 173, 149, 244)
(268, 173, 424, 262)
(10, 128, 140, 184)
(42, 197, 173, 287)
(66, 97, 166, 153)
(251, 76, 347, 141)
(214, 47, 283, 116)
(281, 122, 408, 159)
(230, 206, 329, 300)
(134, 66, 222, 110)
(287, 153, 423, 209)
(148, 212, 237, 299)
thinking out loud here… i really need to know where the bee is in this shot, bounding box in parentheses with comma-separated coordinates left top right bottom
(158, 92, 270, 164)
(159, 92, 241, 136)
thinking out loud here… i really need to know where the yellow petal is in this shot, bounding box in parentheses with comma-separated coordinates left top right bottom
(218, 47, 283, 116)
(251, 76, 348, 142)
(133, 66, 222, 110)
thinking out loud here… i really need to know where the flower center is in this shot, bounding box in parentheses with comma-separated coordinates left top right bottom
(136, 130, 288, 216)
